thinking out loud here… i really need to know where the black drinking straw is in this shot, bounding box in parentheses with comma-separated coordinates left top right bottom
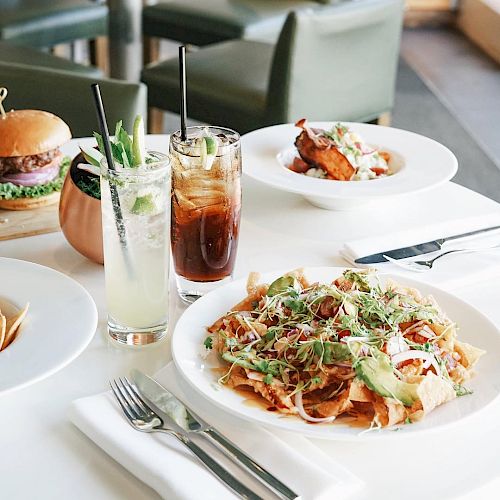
(91, 83, 133, 274)
(179, 45, 187, 141)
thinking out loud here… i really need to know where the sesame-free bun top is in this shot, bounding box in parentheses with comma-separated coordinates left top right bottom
(0, 109, 72, 157)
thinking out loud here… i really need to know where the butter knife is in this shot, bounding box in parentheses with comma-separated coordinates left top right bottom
(131, 369, 300, 500)
(354, 224, 500, 264)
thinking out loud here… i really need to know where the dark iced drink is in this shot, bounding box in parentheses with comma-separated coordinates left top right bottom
(170, 127, 241, 302)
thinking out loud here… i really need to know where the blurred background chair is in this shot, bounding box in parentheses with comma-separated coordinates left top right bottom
(142, 0, 321, 64)
(141, 0, 404, 134)
(0, 41, 102, 77)
(0, 60, 146, 137)
(0, 0, 108, 70)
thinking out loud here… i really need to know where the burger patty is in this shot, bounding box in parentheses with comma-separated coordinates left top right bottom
(0, 149, 60, 176)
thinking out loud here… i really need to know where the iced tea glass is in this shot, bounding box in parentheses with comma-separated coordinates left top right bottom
(100, 152, 170, 345)
(170, 126, 241, 303)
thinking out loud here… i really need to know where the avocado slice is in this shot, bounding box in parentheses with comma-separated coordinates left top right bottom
(267, 275, 298, 297)
(355, 350, 419, 406)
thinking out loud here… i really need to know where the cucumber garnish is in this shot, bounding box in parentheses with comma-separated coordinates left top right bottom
(132, 115, 146, 167)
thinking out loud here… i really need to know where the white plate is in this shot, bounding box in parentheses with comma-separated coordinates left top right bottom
(241, 122, 457, 210)
(0, 258, 97, 395)
(172, 267, 500, 440)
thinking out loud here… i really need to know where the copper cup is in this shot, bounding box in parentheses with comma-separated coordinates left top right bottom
(59, 153, 103, 264)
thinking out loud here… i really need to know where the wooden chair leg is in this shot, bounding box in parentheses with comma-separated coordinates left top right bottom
(143, 36, 160, 66)
(148, 107, 164, 134)
(377, 112, 392, 127)
(89, 37, 109, 76)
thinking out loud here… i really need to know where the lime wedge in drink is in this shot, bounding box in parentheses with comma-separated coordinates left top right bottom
(132, 115, 146, 167)
(131, 193, 156, 215)
(200, 135, 218, 170)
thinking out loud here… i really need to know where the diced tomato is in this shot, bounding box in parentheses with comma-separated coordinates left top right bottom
(289, 157, 310, 173)
(412, 333, 428, 344)
(399, 321, 416, 331)
(338, 330, 351, 340)
(370, 167, 387, 176)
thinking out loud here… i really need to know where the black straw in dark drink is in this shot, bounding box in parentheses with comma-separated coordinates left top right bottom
(169, 126, 241, 301)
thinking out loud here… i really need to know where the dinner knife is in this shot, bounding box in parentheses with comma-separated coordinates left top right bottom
(131, 369, 300, 500)
(354, 224, 500, 264)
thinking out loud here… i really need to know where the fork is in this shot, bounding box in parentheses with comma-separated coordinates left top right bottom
(384, 244, 500, 272)
(111, 377, 262, 500)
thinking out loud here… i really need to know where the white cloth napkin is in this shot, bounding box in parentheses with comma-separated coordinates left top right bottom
(69, 362, 363, 500)
(340, 213, 500, 290)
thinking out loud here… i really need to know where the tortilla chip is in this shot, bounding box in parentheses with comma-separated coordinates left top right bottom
(415, 371, 456, 414)
(2, 303, 29, 349)
(232, 286, 268, 312)
(314, 384, 353, 418)
(246, 272, 261, 295)
(386, 279, 423, 302)
(386, 400, 407, 426)
(373, 397, 407, 427)
(454, 340, 485, 369)
(372, 397, 389, 427)
(285, 268, 309, 289)
(449, 363, 469, 385)
(437, 324, 457, 353)
(400, 360, 424, 378)
(0, 313, 5, 350)
(348, 379, 373, 403)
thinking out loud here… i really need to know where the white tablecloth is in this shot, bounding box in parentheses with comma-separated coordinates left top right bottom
(1, 136, 499, 500)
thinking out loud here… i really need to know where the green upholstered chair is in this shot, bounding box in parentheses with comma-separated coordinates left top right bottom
(0, 0, 108, 48)
(0, 41, 102, 77)
(0, 62, 147, 137)
(141, 0, 404, 134)
(143, 0, 319, 46)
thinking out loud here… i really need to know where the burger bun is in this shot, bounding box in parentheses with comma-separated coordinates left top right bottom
(0, 110, 72, 157)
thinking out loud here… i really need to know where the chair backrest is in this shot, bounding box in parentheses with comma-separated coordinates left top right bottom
(0, 62, 147, 137)
(266, 0, 404, 124)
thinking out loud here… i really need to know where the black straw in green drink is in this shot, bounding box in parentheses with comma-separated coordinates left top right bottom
(179, 45, 187, 141)
(91, 83, 133, 275)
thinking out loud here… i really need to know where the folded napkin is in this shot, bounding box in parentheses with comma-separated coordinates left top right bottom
(69, 362, 363, 500)
(340, 213, 500, 290)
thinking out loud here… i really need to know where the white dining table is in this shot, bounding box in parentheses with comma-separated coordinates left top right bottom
(1, 135, 500, 500)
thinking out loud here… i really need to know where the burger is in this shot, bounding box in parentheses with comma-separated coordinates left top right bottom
(0, 109, 72, 210)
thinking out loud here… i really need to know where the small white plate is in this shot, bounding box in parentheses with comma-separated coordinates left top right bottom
(241, 122, 457, 210)
(172, 267, 500, 440)
(0, 258, 97, 395)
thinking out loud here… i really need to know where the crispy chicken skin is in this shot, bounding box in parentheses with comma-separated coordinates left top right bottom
(294, 118, 355, 181)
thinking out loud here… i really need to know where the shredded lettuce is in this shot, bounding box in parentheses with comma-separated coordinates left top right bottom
(0, 156, 70, 200)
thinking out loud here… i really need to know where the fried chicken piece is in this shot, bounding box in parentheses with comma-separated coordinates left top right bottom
(294, 118, 355, 181)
